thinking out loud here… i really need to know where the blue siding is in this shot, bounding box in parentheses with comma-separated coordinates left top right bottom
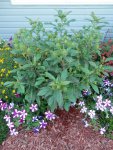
(0, 0, 113, 40)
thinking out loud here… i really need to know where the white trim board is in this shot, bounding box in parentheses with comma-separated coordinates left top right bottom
(11, 0, 113, 5)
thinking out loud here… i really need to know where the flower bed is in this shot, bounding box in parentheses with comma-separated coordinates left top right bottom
(0, 11, 113, 143)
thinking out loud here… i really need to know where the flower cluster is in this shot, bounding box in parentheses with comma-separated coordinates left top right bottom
(0, 37, 18, 101)
(78, 76, 113, 136)
(0, 99, 55, 136)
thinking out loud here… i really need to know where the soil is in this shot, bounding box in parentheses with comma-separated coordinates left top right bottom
(1, 107, 113, 150)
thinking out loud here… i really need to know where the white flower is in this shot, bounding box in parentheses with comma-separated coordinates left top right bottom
(9, 102, 14, 109)
(103, 99, 111, 107)
(78, 101, 85, 107)
(100, 127, 106, 135)
(95, 102, 106, 112)
(110, 107, 113, 115)
(4, 115, 11, 122)
(7, 121, 14, 129)
(84, 120, 89, 127)
(80, 106, 87, 113)
(10, 129, 18, 136)
(97, 95, 102, 102)
(88, 110, 95, 119)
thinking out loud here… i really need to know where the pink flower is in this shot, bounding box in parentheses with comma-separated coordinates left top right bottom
(103, 99, 111, 107)
(19, 117, 25, 124)
(0, 103, 7, 111)
(14, 93, 21, 98)
(10, 129, 18, 136)
(12, 109, 20, 118)
(4, 115, 11, 122)
(20, 110, 27, 119)
(30, 104, 38, 112)
(7, 121, 14, 129)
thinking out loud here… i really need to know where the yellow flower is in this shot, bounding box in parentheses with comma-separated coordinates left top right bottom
(5, 96, 8, 99)
(6, 74, 9, 77)
(6, 47, 10, 50)
(0, 58, 4, 63)
(1, 82, 4, 85)
(1, 68, 5, 73)
(14, 65, 17, 68)
(8, 70, 11, 74)
(12, 90, 15, 93)
(2, 90, 5, 94)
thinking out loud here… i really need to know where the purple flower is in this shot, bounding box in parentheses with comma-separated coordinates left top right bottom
(39, 120, 47, 129)
(7, 121, 14, 129)
(103, 79, 111, 87)
(33, 126, 40, 133)
(37, 116, 44, 120)
(82, 90, 91, 96)
(19, 110, 27, 119)
(8, 36, 13, 48)
(0, 103, 7, 111)
(19, 117, 25, 124)
(12, 109, 20, 118)
(0, 99, 2, 104)
(32, 116, 38, 122)
(10, 128, 18, 136)
(14, 93, 21, 98)
(45, 111, 56, 121)
(4, 115, 11, 122)
(30, 104, 38, 112)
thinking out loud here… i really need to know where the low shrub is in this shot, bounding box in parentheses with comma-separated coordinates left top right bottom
(5, 11, 109, 112)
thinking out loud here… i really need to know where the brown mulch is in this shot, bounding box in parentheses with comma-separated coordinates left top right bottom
(1, 107, 113, 150)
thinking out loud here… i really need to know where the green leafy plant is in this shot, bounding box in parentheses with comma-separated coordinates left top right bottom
(0, 37, 19, 102)
(5, 11, 109, 112)
(0, 110, 8, 144)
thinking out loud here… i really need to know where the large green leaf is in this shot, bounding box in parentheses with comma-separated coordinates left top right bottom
(91, 83, 99, 94)
(38, 87, 50, 96)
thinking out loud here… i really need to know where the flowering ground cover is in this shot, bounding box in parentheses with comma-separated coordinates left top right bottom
(1, 108, 113, 150)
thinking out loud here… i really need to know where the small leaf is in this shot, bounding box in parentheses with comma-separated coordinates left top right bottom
(64, 102, 71, 111)
(45, 72, 55, 80)
(91, 84, 99, 94)
(61, 69, 68, 80)
(38, 87, 50, 96)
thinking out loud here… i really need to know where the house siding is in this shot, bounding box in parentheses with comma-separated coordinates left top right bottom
(0, 0, 113, 40)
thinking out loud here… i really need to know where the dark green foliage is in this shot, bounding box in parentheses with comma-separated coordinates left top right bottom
(0, 111, 8, 144)
(5, 11, 108, 112)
